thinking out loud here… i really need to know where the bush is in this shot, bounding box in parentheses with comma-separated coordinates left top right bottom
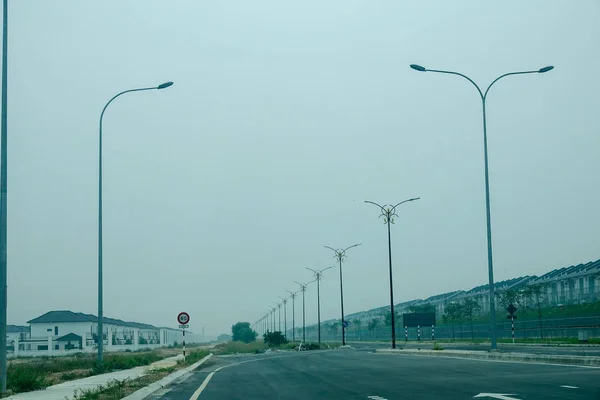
(433, 342, 444, 351)
(263, 331, 288, 347)
(7, 364, 48, 393)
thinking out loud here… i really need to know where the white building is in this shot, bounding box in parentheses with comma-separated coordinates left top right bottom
(12, 310, 187, 356)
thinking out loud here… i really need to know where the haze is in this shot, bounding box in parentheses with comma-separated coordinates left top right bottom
(4, 1, 599, 338)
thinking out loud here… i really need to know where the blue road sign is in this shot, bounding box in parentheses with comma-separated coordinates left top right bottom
(342, 321, 349, 328)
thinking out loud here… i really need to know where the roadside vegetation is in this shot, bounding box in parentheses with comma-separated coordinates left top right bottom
(5, 349, 167, 395)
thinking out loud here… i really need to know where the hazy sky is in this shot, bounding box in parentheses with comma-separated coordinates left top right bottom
(4, 1, 599, 337)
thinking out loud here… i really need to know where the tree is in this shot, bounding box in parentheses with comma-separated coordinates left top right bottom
(498, 288, 523, 310)
(352, 319, 362, 340)
(367, 318, 380, 339)
(231, 322, 258, 343)
(330, 321, 340, 336)
(524, 284, 546, 339)
(381, 307, 401, 327)
(408, 303, 436, 314)
(461, 299, 481, 340)
(443, 302, 463, 340)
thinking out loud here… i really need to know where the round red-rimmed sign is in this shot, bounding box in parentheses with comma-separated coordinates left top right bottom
(177, 312, 190, 325)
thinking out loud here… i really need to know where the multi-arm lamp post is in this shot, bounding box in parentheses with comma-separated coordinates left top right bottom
(365, 198, 420, 349)
(306, 266, 334, 343)
(324, 244, 361, 345)
(286, 290, 297, 341)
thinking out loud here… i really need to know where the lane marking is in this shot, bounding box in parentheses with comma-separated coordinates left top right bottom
(189, 352, 317, 399)
(367, 396, 388, 400)
(560, 385, 578, 389)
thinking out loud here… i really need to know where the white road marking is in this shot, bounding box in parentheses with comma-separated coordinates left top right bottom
(367, 396, 388, 400)
(560, 385, 579, 389)
(473, 394, 520, 400)
(189, 353, 316, 399)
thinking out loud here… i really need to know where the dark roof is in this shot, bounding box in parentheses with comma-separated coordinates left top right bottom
(531, 259, 600, 283)
(27, 310, 161, 330)
(56, 333, 82, 342)
(7, 325, 29, 333)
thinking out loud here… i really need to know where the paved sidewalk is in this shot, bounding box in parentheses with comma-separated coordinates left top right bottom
(4, 355, 183, 400)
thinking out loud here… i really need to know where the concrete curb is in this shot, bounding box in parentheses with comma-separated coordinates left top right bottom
(122, 353, 214, 400)
(375, 348, 600, 367)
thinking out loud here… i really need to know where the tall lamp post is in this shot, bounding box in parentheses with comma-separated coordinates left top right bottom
(365, 198, 420, 349)
(410, 63, 554, 350)
(273, 302, 282, 332)
(0, 0, 8, 392)
(324, 244, 361, 345)
(286, 290, 297, 341)
(306, 266, 334, 344)
(96, 81, 173, 368)
(279, 296, 288, 338)
(294, 280, 313, 343)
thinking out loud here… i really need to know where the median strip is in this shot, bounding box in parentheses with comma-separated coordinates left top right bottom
(375, 348, 600, 367)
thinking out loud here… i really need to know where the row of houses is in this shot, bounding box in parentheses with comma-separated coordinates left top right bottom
(6, 310, 198, 357)
(345, 258, 600, 323)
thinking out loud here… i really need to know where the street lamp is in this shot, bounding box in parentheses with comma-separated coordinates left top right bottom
(96, 81, 173, 368)
(365, 198, 420, 349)
(294, 280, 314, 343)
(286, 290, 297, 341)
(324, 244, 361, 345)
(410, 63, 553, 350)
(306, 266, 334, 344)
(279, 296, 288, 338)
(0, 0, 8, 392)
(273, 302, 282, 332)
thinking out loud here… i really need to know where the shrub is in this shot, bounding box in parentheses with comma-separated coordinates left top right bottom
(7, 364, 48, 392)
(263, 331, 288, 347)
(433, 343, 444, 351)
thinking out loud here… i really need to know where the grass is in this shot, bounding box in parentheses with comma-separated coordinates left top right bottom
(212, 341, 268, 355)
(71, 367, 176, 400)
(5, 350, 167, 394)
(432, 343, 444, 351)
(178, 349, 211, 366)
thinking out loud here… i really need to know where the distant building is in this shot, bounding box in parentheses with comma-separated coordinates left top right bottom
(11, 310, 185, 356)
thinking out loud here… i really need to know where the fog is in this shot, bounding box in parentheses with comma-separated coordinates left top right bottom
(4, 1, 599, 337)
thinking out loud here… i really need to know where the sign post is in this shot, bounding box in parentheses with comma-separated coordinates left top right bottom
(177, 312, 190, 360)
(405, 326, 408, 342)
(506, 304, 517, 343)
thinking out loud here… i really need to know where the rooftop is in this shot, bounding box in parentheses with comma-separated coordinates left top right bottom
(26, 310, 177, 331)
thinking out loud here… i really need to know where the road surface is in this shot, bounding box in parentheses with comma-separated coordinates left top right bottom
(150, 349, 599, 399)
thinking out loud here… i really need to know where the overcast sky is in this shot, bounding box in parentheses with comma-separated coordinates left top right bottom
(3, 1, 599, 338)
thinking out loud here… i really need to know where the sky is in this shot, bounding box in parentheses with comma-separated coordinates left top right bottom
(3, 1, 599, 338)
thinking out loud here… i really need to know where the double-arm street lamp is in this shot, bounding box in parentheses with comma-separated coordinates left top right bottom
(410, 63, 553, 350)
(273, 301, 282, 332)
(306, 266, 334, 344)
(324, 244, 361, 345)
(365, 198, 420, 349)
(286, 290, 298, 341)
(279, 296, 288, 338)
(294, 280, 314, 343)
(97, 81, 173, 367)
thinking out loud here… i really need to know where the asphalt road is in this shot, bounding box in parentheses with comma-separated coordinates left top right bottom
(349, 341, 600, 357)
(151, 349, 599, 400)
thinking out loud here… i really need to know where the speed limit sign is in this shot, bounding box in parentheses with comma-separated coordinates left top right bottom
(177, 312, 190, 325)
